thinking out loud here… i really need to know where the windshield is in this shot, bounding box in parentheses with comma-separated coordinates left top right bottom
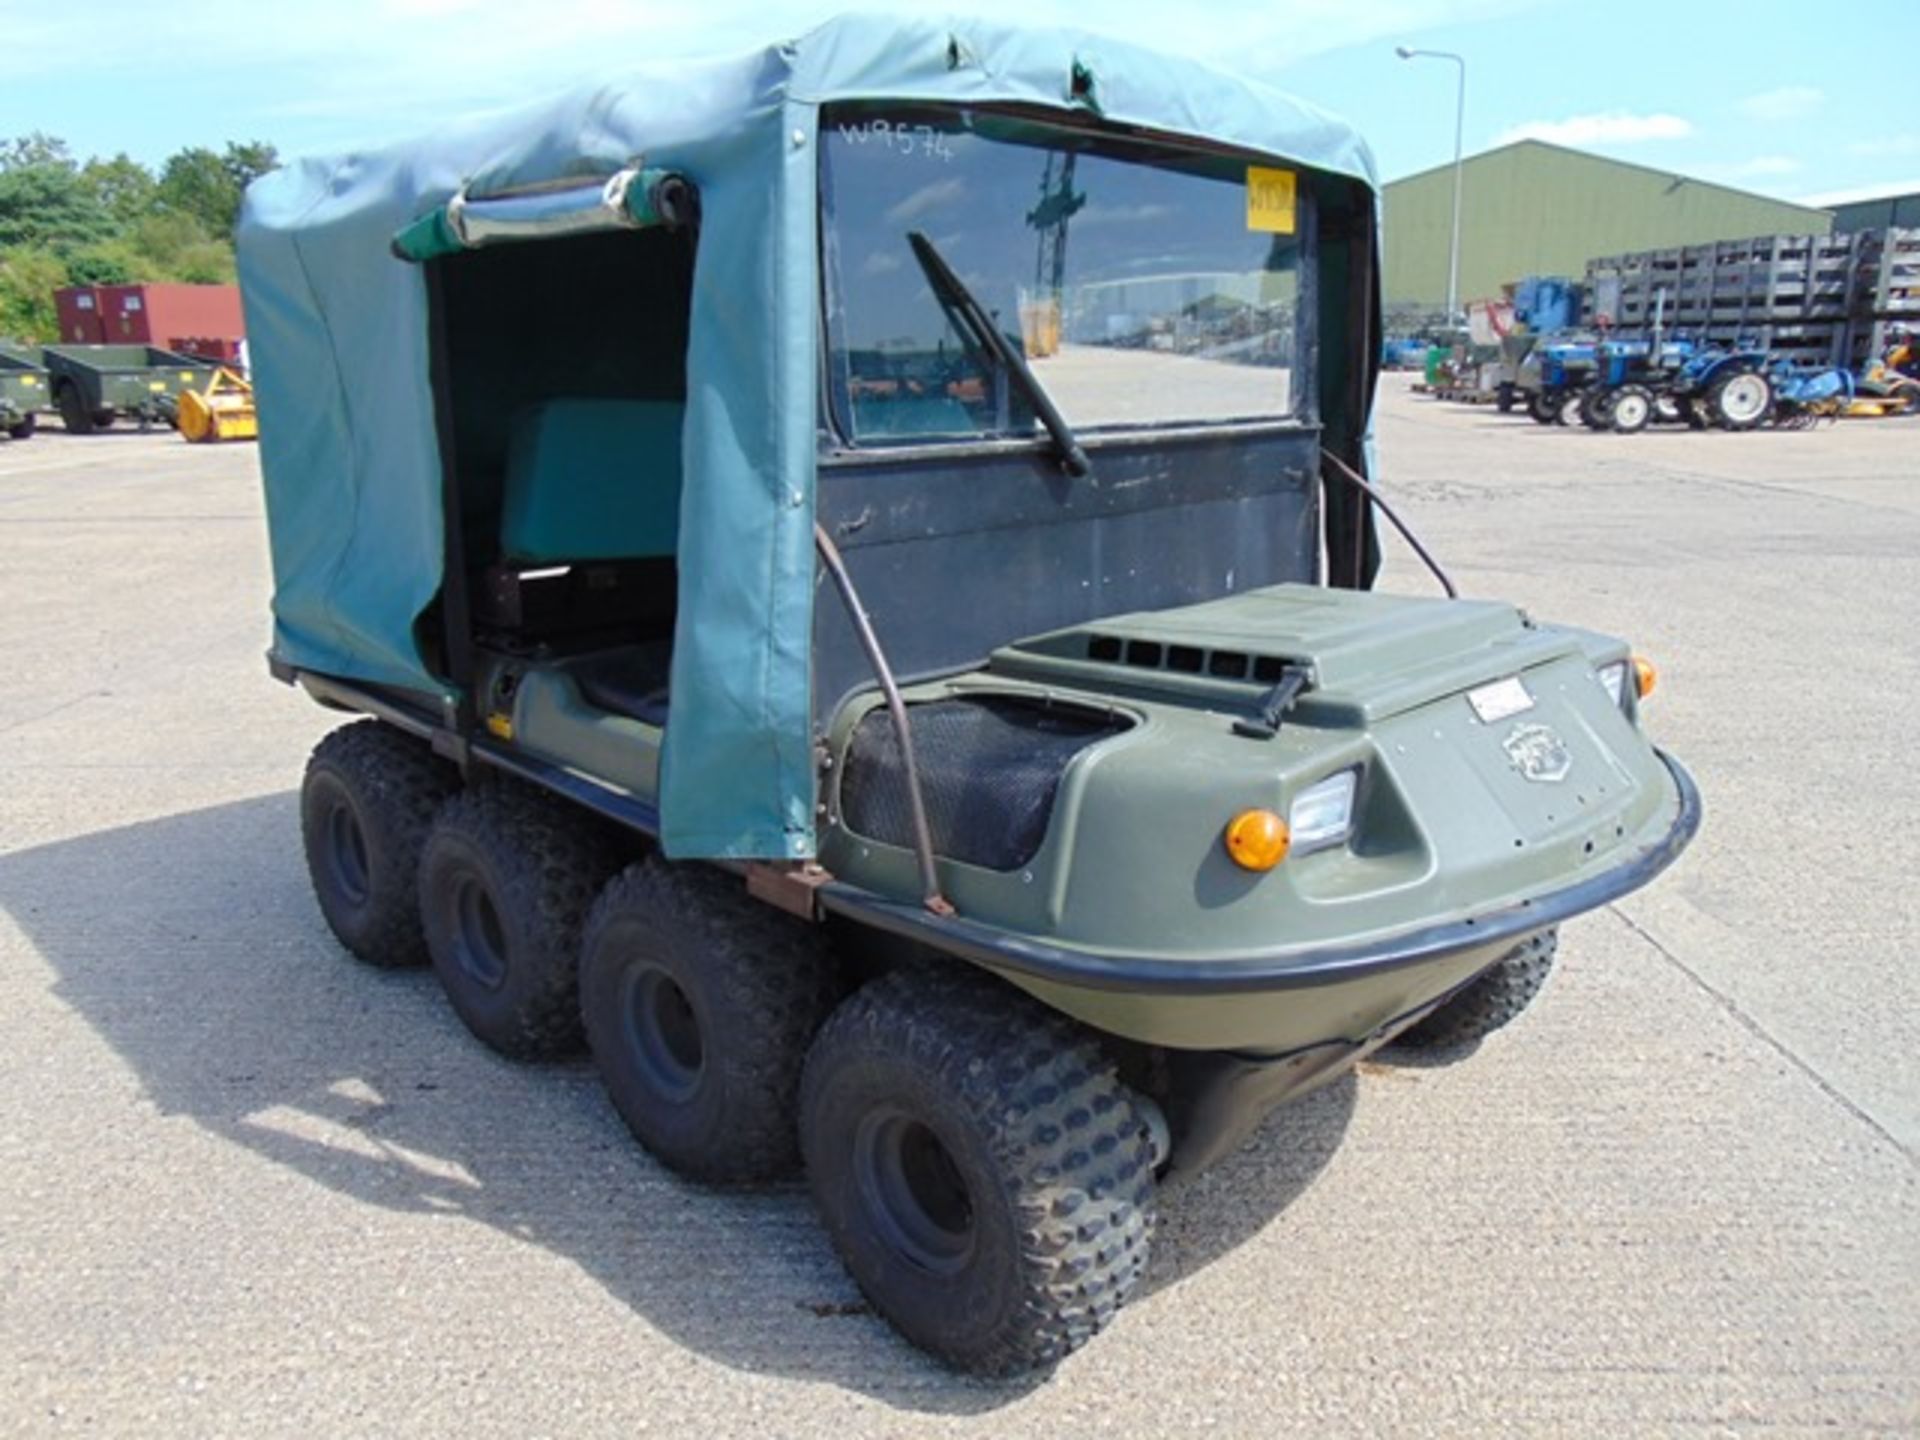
(820, 104, 1308, 445)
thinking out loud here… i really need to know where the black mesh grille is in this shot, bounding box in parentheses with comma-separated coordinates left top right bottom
(839, 697, 1129, 872)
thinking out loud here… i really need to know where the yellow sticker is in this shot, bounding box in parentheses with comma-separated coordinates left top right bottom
(1246, 166, 1296, 234)
(148, 381, 166, 391)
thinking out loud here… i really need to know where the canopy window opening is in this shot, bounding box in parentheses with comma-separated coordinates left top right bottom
(820, 104, 1310, 446)
(419, 223, 694, 702)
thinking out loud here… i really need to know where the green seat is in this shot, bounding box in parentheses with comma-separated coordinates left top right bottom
(499, 398, 683, 564)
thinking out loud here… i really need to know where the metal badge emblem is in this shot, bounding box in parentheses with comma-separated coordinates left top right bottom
(1503, 722, 1572, 784)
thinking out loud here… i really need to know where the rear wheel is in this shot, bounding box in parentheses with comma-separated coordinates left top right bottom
(1394, 930, 1559, 1050)
(300, 721, 457, 967)
(579, 859, 845, 1183)
(56, 383, 94, 435)
(418, 783, 622, 1059)
(1707, 368, 1773, 430)
(7, 414, 35, 440)
(1609, 384, 1653, 433)
(801, 968, 1157, 1376)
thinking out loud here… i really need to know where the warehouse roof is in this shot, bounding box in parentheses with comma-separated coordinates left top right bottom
(1387, 139, 1830, 221)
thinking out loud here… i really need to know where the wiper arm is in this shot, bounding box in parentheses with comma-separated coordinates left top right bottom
(906, 230, 1091, 478)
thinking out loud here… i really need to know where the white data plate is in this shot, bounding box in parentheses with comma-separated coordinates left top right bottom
(1468, 676, 1534, 723)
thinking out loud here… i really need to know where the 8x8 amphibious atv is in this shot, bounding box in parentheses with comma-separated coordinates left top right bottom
(240, 15, 1699, 1376)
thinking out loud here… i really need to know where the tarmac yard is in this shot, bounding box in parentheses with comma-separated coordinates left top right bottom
(1, 380, 1915, 1436)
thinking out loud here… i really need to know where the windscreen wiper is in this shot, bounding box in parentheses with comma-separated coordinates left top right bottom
(906, 230, 1092, 478)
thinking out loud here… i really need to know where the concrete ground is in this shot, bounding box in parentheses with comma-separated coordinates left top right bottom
(0, 385, 1914, 1436)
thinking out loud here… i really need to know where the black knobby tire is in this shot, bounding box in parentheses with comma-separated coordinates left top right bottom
(56, 383, 94, 435)
(1394, 930, 1559, 1050)
(579, 859, 846, 1183)
(1526, 389, 1560, 425)
(300, 721, 458, 968)
(801, 968, 1157, 1376)
(92, 408, 117, 431)
(1609, 384, 1654, 434)
(418, 782, 622, 1060)
(1578, 387, 1615, 430)
(7, 414, 35, 440)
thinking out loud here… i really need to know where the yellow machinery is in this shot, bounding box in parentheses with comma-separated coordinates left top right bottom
(177, 368, 258, 442)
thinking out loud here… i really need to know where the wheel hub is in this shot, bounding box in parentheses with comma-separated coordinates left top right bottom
(323, 798, 371, 907)
(623, 965, 705, 1100)
(449, 873, 509, 991)
(1721, 374, 1768, 422)
(854, 1108, 976, 1276)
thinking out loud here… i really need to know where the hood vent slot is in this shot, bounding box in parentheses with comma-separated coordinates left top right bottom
(1085, 632, 1288, 684)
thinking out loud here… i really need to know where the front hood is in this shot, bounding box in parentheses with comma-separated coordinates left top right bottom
(988, 584, 1594, 725)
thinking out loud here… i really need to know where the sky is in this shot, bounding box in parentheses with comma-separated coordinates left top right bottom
(4, 0, 1914, 207)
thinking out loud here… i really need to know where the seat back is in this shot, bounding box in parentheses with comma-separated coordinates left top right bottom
(499, 399, 683, 564)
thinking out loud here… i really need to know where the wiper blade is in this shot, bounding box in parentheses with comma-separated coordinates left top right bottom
(906, 230, 1091, 478)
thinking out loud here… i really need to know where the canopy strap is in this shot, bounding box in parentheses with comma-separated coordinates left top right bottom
(392, 167, 697, 262)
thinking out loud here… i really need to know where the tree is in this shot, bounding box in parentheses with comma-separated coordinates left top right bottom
(0, 163, 112, 251)
(156, 140, 278, 239)
(222, 141, 279, 196)
(0, 247, 67, 341)
(80, 154, 157, 228)
(0, 133, 75, 173)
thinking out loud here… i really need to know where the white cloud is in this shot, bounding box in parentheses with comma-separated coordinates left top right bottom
(1735, 86, 1823, 122)
(884, 178, 967, 226)
(1493, 112, 1693, 147)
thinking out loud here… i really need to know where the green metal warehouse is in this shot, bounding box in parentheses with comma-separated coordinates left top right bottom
(1383, 140, 1831, 311)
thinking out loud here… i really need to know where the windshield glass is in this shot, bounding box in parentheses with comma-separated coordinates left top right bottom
(821, 105, 1307, 444)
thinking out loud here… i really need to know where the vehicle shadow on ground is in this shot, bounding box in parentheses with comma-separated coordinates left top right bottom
(0, 792, 1354, 1413)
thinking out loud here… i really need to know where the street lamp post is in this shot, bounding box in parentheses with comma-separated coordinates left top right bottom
(1395, 46, 1467, 323)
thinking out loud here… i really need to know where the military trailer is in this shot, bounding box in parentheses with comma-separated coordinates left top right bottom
(241, 16, 1699, 1375)
(0, 344, 46, 439)
(41, 344, 217, 433)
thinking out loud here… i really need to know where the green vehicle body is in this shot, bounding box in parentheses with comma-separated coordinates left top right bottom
(243, 15, 1698, 1371)
(0, 344, 47, 437)
(438, 579, 1693, 1158)
(41, 344, 216, 432)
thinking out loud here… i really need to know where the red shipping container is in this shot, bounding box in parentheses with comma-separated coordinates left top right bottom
(54, 286, 106, 343)
(167, 336, 245, 365)
(98, 284, 244, 348)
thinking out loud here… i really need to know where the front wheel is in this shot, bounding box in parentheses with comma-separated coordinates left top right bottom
(801, 969, 1157, 1376)
(1609, 384, 1654, 433)
(1578, 387, 1615, 430)
(1527, 389, 1560, 424)
(7, 414, 36, 440)
(1394, 930, 1558, 1050)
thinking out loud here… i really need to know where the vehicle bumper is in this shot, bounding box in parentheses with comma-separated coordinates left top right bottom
(818, 751, 1701, 1051)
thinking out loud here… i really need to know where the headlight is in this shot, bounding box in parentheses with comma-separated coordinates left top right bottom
(1597, 660, 1628, 707)
(1288, 768, 1359, 854)
(1597, 656, 1657, 711)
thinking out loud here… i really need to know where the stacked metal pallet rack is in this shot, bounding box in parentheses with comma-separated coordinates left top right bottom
(1587, 227, 1919, 366)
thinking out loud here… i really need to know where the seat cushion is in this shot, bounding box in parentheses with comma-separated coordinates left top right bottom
(500, 399, 683, 564)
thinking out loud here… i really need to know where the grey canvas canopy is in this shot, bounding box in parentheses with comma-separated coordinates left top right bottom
(237, 12, 1381, 860)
